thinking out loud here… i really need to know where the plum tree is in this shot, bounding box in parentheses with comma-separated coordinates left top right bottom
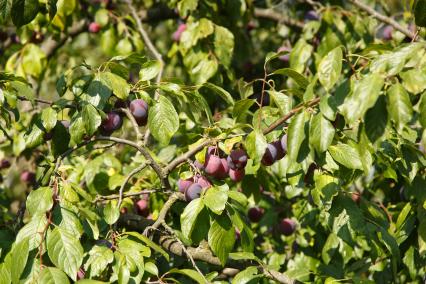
(129, 99, 148, 126)
(177, 177, 193, 193)
(229, 168, 245, 182)
(185, 183, 203, 201)
(227, 149, 248, 170)
(0, 159, 10, 169)
(89, 22, 101, 33)
(279, 218, 296, 236)
(261, 143, 278, 166)
(248, 207, 264, 223)
(101, 112, 122, 134)
(135, 199, 149, 217)
(20, 171, 36, 185)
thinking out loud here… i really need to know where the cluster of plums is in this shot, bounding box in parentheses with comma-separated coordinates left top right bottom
(248, 207, 297, 236)
(101, 99, 149, 135)
(0, 159, 36, 186)
(261, 134, 287, 166)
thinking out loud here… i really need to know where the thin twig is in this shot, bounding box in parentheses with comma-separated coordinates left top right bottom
(117, 163, 147, 210)
(124, 0, 165, 145)
(117, 107, 143, 142)
(95, 189, 166, 202)
(253, 8, 304, 29)
(348, 0, 418, 41)
(143, 192, 184, 236)
(162, 221, 208, 283)
(262, 97, 320, 135)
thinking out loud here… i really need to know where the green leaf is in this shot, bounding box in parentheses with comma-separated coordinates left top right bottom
(16, 213, 47, 250)
(245, 130, 267, 165)
(387, 83, 413, 131)
(103, 201, 120, 225)
(318, 47, 342, 91)
(287, 111, 307, 161)
(414, 0, 426, 27)
(0, 0, 11, 20)
(25, 123, 44, 148)
(400, 69, 426, 94)
(148, 96, 179, 145)
(340, 74, 384, 124)
(181, 198, 204, 239)
(232, 99, 255, 122)
(98, 71, 129, 100)
(84, 245, 114, 278)
(214, 25, 234, 67)
(11, 0, 39, 27)
(69, 114, 85, 145)
(177, 0, 198, 18)
(328, 143, 363, 170)
(309, 113, 335, 153)
(290, 39, 313, 73)
(364, 95, 388, 143)
(232, 266, 261, 284)
(38, 267, 70, 284)
(83, 79, 112, 109)
(322, 233, 340, 264)
(419, 91, 426, 128)
(125, 232, 169, 261)
(208, 216, 235, 265)
(26, 187, 53, 216)
(139, 60, 161, 81)
(271, 68, 309, 89)
(229, 252, 260, 262)
(8, 238, 29, 284)
(47, 227, 84, 281)
(82, 104, 102, 136)
(203, 186, 228, 215)
(41, 108, 57, 132)
(202, 82, 234, 105)
(169, 268, 206, 284)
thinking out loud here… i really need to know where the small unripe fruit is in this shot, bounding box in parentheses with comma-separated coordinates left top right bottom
(172, 23, 186, 41)
(89, 22, 101, 33)
(185, 183, 203, 201)
(20, 171, 36, 185)
(129, 99, 148, 126)
(248, 207, 264, 223)
(101, 112, 122, 134)
(135, 199, 149, 217)
(177, 178, 194, 193)
(227, 149, 248, 170)
(0, 159, 11, 169)
(279, 218, 296, 236)
(229, 168, 245, 182)
(261, 143, 278, 166)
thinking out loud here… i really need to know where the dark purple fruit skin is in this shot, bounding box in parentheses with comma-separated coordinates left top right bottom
(101, 112, 122, 133)
(229, 168, 245, 182)
(204, 155, 222, 175)
(89, 22, 101, 33)
(277, 46, 291, 62)
(0, 160, 11, 169)
(227, 149, 248, 170)
(185, 183, 203, 201)
(177, 178, 194, 193)
(279, 218, 296, 236)
(135, 199, 149, 217)
(248, 207, 264, 223)
(129, 99, 149, 126)
(194, 160, 205, 171)
(304, 10, 319, 21)
(195, 175, 211, 189)
(272, 140, 285, 161)
(261, 144, 278, 166)
(382, 25, 393, 40)
(20, 171, 36, 185)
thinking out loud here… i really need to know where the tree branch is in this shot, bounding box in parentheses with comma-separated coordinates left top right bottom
(263, 97, 320, 135)
(164, 139, 217, 176)
(117, 163, 147, 210)
(94, 189, 167, 202)
(117, 107, 143, 142)
(348, 0, 418, 41)
(254, 8, 304, 29)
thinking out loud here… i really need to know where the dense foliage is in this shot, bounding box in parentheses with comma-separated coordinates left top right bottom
(1, 0, 426, 283)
